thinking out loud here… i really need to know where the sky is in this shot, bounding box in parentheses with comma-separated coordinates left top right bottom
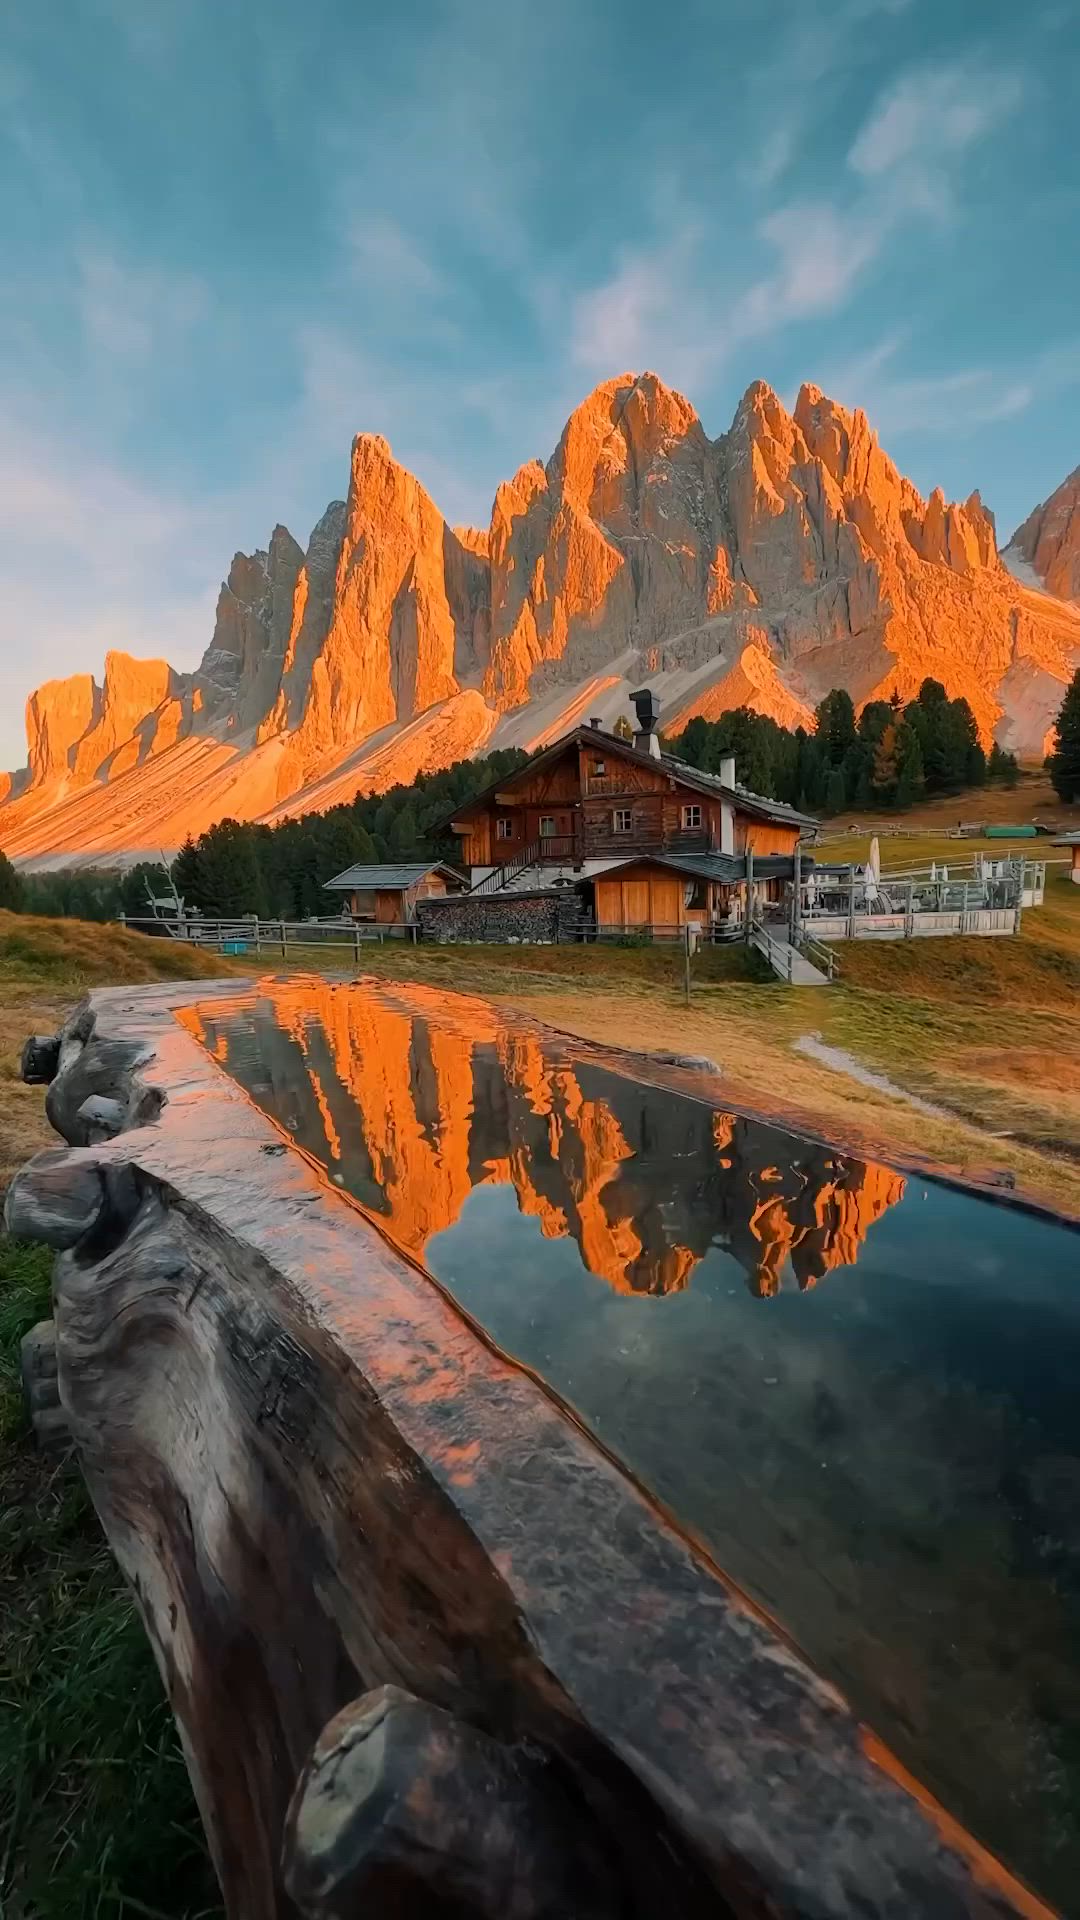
(1, 0, 1078, 768)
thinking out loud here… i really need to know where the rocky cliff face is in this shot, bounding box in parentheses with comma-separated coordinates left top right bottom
(5, 372, 1080, 863)
(1006, 465, 1080, 603)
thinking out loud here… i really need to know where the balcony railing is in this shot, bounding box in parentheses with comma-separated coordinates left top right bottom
(528, 835, 578, 863)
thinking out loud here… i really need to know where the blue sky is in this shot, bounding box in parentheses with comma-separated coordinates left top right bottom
(1, 0, 1078, 767)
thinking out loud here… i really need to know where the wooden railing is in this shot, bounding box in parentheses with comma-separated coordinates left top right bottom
(468, 840, 544, 895)
(749, 916, 795, 982)
(122, 915, 422, 956)
(797, 930, 840, 980)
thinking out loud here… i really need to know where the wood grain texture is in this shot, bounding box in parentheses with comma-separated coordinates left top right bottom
(9, 981, 1057, 1920)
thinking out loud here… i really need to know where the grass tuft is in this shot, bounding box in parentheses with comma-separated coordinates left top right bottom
(0, 1234, 224, 1917)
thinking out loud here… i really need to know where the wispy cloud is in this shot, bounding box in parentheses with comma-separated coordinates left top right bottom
(817, 329, 1080, 443)
(850, 60, 1026, 177)
(345, 216, 446, 301)
(571, 49, 1028, 395)
(76, 243, 208, 365)
(0, 404, 220, 763)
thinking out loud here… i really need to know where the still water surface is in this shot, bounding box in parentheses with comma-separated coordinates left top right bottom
(191, 974, 1080, 1906)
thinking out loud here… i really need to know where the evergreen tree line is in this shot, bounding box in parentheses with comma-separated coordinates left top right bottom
(170, 747, 528, 919)
(11, 665, 1080, 926)
(669, 680, 1019, 814)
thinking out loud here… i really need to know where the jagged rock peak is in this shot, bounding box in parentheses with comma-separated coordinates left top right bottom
(5, 365, 1080, 865)
(1009, 464, 1080, 601)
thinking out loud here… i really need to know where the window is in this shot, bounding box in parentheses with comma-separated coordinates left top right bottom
(612, 808, 633, 832)
(539, 815, 557, 838)
(681, 803, 702, 829)
(495, 817, 515, 841)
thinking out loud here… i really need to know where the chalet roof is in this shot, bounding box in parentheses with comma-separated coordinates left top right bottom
(323, 862, 465, 892)
(444, 725, 817, 831)
(600, 851, 814, 883)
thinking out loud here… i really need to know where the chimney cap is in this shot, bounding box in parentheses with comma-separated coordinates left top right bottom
(588, 715, 602, 729)
(630, 687, 660, 731)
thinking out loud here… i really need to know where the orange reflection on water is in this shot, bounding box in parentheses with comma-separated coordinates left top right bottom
(197, 976, 906, 1303)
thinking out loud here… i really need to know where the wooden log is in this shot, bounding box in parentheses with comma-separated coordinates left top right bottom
(3, 1148, 111, 1249)
(20, 1032, 61, 1084)
(46, 1033, 148, 1146)
(283, 1686, 619, 1919)
(76, 1094, 128, 1143)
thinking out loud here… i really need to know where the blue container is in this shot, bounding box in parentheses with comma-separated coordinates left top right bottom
(222, 940, 248, 955)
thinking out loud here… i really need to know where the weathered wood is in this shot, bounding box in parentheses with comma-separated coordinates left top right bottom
(76, 1093, 128, 1143)
(3, 1147, 111, 1248)
(20, 1032, 61, 1084)
(283, 1685, 619, 1919)
(9, 985, 1056, 1920)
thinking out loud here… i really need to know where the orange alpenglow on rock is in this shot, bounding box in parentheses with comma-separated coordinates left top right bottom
(4, 370, 1079, 864)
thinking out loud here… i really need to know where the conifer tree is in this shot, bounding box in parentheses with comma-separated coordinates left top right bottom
(894, 720, 925, 808)
(814, 690, 856, 766)
(871, 723, 899, 803)
(1049, 670, 1080, 803)
(0, 846, 23, 911)
(824, 766, 846, 815)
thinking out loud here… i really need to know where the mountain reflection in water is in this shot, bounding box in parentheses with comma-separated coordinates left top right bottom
(189, 974, 905, 1298)
(187, 975, 1080, 1911)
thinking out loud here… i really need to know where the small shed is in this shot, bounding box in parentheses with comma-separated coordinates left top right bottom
(1054, 834, 1080, 884)
(323, 862, 467, 924)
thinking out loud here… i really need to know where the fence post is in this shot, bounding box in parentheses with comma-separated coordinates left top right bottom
(280, 919, 287, 959)
(411, 921, 418, 945)
(353, 921, 361, 966)
(683, 924, 691, 1007)
(254, 917, 262, 955)
(1015, 856, 1025, 935)
(905, 880, 914, 938)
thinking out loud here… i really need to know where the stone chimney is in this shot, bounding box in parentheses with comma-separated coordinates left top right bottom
(630, 688, 662, 759)
(719, 754, 736, 788)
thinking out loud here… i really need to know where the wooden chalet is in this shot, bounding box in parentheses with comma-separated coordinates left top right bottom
(323, 861, 467, 924)
(446, 693, 814, 934)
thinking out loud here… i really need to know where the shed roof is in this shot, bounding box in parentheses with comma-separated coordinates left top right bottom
(323, 862, 465, 891)
(597, 851, 813, 883)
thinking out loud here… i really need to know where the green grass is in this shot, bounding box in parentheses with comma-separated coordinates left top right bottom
(0, 910, 243, 994)
(0, 1237, 223, 1920)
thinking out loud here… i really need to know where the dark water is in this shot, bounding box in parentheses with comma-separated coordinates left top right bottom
(191, 975, 1080, 1905)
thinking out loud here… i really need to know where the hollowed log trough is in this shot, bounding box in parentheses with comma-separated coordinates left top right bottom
(5, 982, 1054, 1920)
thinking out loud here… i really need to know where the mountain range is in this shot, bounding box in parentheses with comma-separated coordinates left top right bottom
(2, 372, 1079, 867)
